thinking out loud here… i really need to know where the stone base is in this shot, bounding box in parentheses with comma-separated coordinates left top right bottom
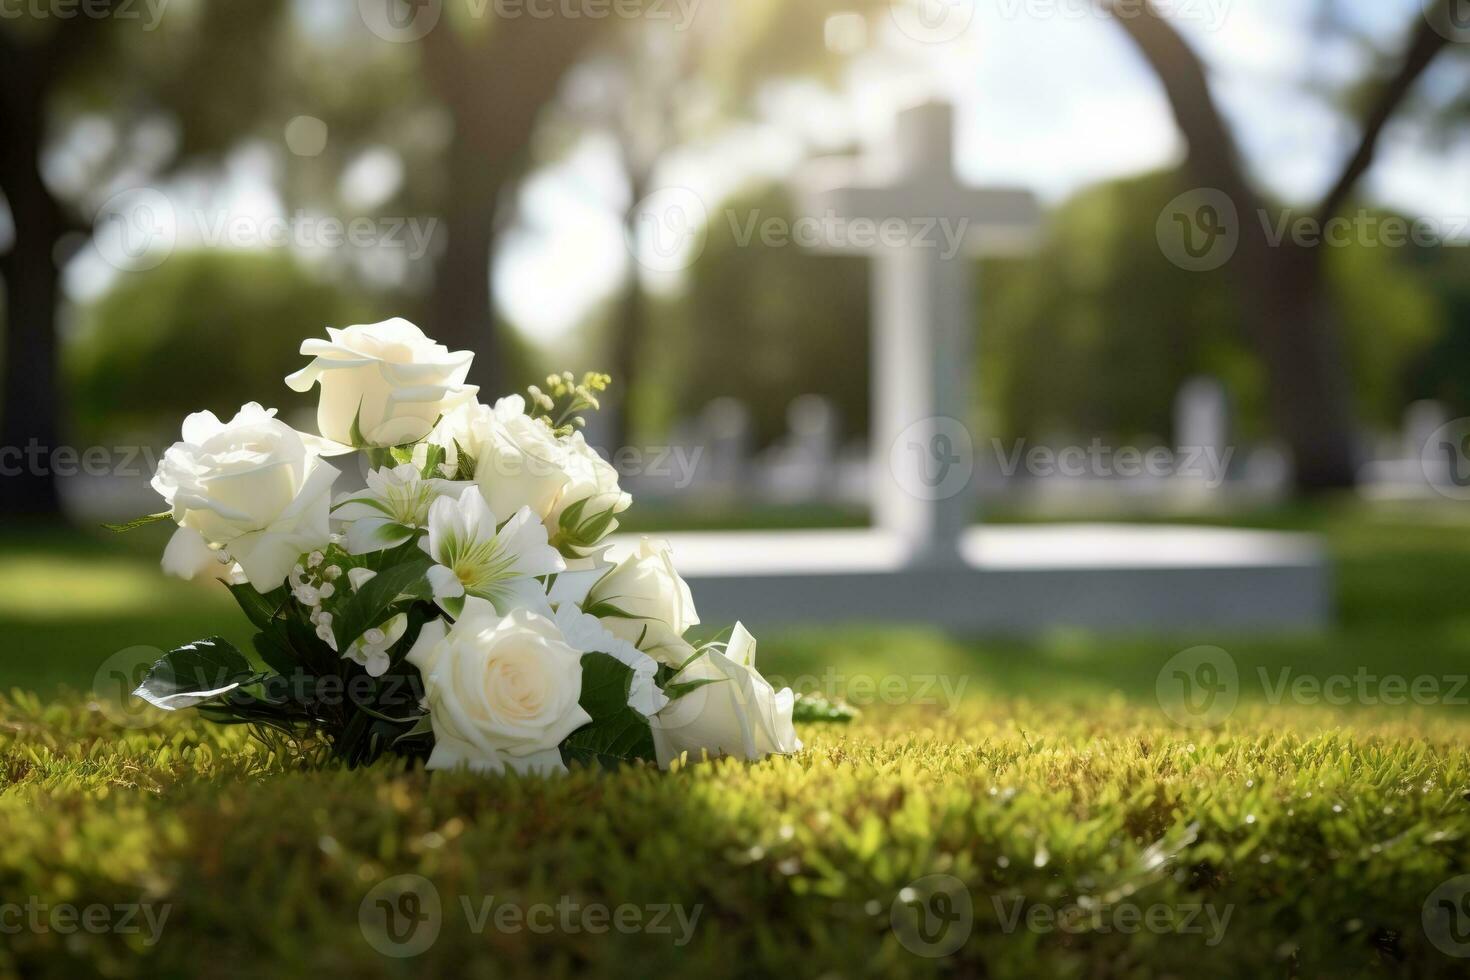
(606, 524, 1330, 632)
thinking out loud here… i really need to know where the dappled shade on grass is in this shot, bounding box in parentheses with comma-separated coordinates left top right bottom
(2, 692, 1468, 977)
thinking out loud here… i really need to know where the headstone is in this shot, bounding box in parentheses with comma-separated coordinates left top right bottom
(767, 395, 839, 501)
(696, 397, 752, 497)
(1174, 376, 1229, 494)
(796, 100, 1040, 565)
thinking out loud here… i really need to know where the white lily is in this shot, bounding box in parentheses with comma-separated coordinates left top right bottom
(331, 464, 471, 554)
(420, 487, 565, 618)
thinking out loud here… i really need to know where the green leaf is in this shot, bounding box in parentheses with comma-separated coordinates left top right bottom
(332, 556, 434, 649)
(251, 630, 300, 677)
(133, 638, 258, 711)
(420, 443, 447, 479)
(575, 507, 617, 543)
(331, 495, 393, 516)
(664, 677, 725, 702)
(394, 714, 435, 745)
(581, 600, 639, 621)
(560, 653, 657, 769)
(558, 496, 589, 532)
(349, 399, 367, 449)
(227, 583, 288, 632)
(101, 512, 171, 533)
(452, 439, 478, 482)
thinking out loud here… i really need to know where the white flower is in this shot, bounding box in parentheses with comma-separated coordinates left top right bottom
(343, 613, 409, 678)
(420, 486, 564, 617)
(405, 600, 592, 775)
(551, 603, 667, 717)
(348, 567, 378, 592)
(332, 464, 471, 554)
(151, 403, 340, 591)
(284, 318, 477, 448)
(428, 397, 570, 521)
(585, 538, 699, 666)
(160, 526, 247, 585)
(650, 624, 801, 768)
(547, 431, 631, 552)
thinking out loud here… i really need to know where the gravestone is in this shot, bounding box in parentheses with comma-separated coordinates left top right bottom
(1174, 376, 1230, 495)
(696, 397, 752, 497)
(761, 395, 840, 502)
(603, 99, 1330, 633)
(796, 100, 1039, 566)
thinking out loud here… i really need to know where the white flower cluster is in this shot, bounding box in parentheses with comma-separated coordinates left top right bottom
(148, 318, 801, 775)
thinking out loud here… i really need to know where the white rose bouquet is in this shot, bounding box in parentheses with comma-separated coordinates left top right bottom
(116, 319, 807, 774)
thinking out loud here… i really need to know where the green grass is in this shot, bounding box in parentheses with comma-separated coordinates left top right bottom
(3, 502, 1470, 977)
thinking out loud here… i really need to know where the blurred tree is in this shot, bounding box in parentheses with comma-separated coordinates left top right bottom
(0, 8, 132, 518)
(0, 0, 292, 520)
(661, 184, 870, 448)
(982, 172, 1447, 444)
(66, 248, 542, 443)
(417, 7, 613, 394)
(445, 0, 881, 440)
(66, 251, 375, 441)
(1103, 0, 1463, 490)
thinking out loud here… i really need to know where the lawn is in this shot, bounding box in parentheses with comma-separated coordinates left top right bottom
(3, 502, 1470, 977)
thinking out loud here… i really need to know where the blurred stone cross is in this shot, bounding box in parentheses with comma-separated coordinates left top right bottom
(795, 100, 1040, 566)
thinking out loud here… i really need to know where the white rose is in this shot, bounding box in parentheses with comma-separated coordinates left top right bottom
(429, 396, 570, 521)
(160, 526, 248, 585)
(650, 624, 801, 768)
(285, 318, 477, 448)
(585, 538, 699, 666)
(151, 403, 340, 590)
(405, 599, 591, 775)
(547, 431, 631, 551)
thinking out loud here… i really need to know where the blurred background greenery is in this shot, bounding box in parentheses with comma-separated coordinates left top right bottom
(1, 1, 1467, 494)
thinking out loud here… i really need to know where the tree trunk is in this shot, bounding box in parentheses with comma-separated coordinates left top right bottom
(1103, 0, 1451, 492)
(429, 144, 505, 395)
(420, 16, 609, 396)
(0, 50, 65, 521)
(606, 169, 649, 454)
(1237, 244, 1359, 490)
